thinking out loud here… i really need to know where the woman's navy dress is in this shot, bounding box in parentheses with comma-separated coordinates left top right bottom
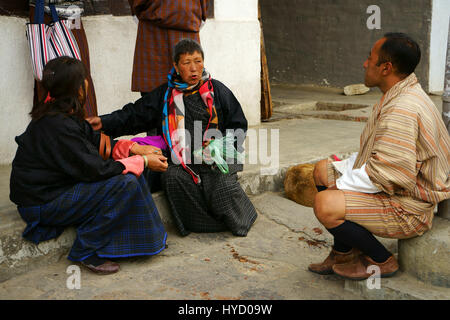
(10, 114, 167, 261)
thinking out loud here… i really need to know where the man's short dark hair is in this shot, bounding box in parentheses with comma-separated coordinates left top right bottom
(173, 39, 204, 64)
(377, 32, 421, 76)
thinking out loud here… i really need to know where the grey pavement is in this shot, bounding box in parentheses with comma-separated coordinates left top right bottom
(269, 84, 443, 123)
(0, 193, 364, 300)
(0, 86, 448, 300)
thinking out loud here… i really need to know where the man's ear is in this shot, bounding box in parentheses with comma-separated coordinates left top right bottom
(173, 62, 179, 74)
(382, 62, 394, 76)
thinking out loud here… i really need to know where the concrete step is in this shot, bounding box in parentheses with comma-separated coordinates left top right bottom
(254, 192, 450, 300)
(2, 188, 449, 300)
(398, 216, 450, 288)
(272, 101, 371, 123)
(250, 192, 398, 254)
(2, 116, 365, 283)
(344, 271, 450, 300)
(270, 84, 443, 115)
(270, 85, 444, 124)
(0, 192, 365, 300)
(0, 203, 77, 283)
(0, 163, 304, 283)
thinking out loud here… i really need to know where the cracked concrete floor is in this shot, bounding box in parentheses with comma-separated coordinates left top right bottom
(0, 192, 391, 300)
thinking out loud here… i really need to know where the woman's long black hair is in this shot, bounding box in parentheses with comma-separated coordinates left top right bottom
(30, 56, 87, 121)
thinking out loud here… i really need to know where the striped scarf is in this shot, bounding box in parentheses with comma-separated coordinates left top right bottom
(162, 67, 218, 184)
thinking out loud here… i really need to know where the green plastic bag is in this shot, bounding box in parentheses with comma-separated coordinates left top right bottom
(193, 133, 244, 174)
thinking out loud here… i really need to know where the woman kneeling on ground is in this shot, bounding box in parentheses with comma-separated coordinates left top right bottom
(10, 57, 168, 275)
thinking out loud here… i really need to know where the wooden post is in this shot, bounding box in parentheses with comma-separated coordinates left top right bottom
(259, 1, 273, 121)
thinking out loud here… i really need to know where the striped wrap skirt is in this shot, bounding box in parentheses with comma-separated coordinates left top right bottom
(18, 174, 167, 262)
(326, 158, 434, 239)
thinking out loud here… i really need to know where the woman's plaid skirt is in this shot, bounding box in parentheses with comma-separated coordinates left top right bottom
(18, 174, 167, 262)
(161, 165, 257, 237)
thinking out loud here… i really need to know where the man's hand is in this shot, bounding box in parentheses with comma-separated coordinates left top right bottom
(131, 144, 163, 156)
(147, 154, 168, 172)
(87, 116, 102, 131)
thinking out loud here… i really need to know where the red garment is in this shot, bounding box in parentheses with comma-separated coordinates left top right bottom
(117, 155, 144, 177)
(128, 0, 207, 93)
(44, 93, 53, 103)
(112, 140, 137, 160)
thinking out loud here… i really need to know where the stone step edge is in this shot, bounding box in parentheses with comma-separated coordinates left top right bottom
(0, 151, 356, 283)
(344, 271, 450, 300)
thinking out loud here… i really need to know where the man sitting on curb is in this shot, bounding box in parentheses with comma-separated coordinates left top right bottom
(308, 33, 450, 280)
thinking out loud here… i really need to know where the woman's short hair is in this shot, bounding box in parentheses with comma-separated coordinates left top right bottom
(377, 32, 421, 76)
(173, 39, 204, 64)
(30, 56, 87, 121)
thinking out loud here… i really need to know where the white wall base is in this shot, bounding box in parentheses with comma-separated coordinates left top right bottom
(0, 16, 35, 165)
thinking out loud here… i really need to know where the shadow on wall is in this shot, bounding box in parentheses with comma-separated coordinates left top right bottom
(259, 0, 431, 91)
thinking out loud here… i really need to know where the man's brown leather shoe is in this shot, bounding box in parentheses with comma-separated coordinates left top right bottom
(81, 260, 120, 275)
(332, 254, 399, 280)
(308, 248, 359, 275)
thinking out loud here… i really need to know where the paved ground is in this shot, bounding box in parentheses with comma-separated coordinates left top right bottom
(0, 85, 446, 300)
(268, 84, 443, 123)
(0, 192, 370, 300)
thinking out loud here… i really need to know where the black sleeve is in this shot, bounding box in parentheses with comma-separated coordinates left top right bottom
(213, 80, 248, 152)
(89, 123, 118, 157)
(100, 84, 167, 138)
(40, 116, 125, 182)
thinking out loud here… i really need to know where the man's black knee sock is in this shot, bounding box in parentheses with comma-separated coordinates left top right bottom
(314, 184, 352, 252)
(327, 221, 391, 263)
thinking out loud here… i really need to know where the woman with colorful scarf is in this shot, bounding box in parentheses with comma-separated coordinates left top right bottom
(88, 39, 257, 237)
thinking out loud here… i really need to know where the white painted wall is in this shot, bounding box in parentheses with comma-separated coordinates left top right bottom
(215, 0, 258, 21)
(429, 0, 450, 93)
(201, 0, 261, 127)
(0, 0, 260, 165)
(83, 16, 141, 116)
(0, 16, 35, 165)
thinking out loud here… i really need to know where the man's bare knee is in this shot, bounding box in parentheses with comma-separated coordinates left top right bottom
(313, 190, 346, 228)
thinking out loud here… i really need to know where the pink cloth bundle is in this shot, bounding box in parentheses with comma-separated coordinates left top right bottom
(117, 155, 144, 177)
